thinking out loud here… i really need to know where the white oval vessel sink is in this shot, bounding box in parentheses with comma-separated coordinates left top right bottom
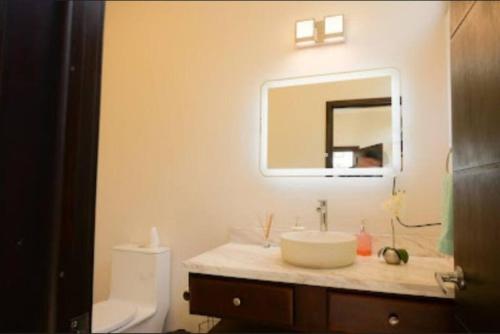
(280, 231, 357, 269)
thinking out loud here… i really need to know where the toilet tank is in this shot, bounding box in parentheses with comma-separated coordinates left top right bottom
(109, 244, 170, 310)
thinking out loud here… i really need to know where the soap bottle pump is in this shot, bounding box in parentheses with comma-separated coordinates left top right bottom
(357, 220, 372, 256)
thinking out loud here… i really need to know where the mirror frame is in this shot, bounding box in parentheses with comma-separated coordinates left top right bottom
(260, 68, 402, 177)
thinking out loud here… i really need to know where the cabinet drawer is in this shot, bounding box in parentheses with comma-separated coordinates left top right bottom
(328, 291, 454, 333)
(189, 274, 294, 327)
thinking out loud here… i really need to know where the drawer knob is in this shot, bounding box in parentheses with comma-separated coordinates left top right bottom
(388, 314, 400, 326)
(232, 297, 241, 307)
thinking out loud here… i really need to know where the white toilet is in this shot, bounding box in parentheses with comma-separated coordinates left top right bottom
(92, 244, 170, 333)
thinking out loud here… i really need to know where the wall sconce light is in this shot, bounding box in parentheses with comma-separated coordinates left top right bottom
(295, 19, 316, 48)
(295, 15, 345, 48)
(324, 15, 344, 43)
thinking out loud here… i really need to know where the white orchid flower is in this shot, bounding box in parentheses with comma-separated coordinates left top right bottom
(383, 190, 405, 217)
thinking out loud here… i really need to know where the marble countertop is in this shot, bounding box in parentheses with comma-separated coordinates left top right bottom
(184, 243, 455, 299)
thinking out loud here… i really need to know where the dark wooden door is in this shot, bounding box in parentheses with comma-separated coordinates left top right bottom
(451, 1, 500, 331)
(0, 0, 104, 332)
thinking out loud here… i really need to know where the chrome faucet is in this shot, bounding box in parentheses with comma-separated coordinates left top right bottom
(316, 200, 328, 232)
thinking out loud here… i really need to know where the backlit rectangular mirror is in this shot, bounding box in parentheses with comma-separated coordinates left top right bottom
(260, 68, 401, 176)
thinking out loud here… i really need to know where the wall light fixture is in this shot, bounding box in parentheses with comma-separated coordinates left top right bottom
(295, 19, 316, 48)
(295, 15, 345, 48)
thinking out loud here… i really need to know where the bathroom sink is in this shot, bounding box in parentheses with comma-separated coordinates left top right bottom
(280, 231, 356, 269)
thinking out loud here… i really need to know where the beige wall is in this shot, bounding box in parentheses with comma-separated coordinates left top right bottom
(268, 77, 390, 168)
(95, 1, 450, 331)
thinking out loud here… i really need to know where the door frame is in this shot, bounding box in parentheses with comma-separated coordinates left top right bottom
(0, 1, 105, 332)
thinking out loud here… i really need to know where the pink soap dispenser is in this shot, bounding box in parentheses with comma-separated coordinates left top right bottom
(357, 220, 373, 256)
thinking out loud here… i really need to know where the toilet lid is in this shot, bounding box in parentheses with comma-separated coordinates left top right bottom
(92, 300, 137, 333)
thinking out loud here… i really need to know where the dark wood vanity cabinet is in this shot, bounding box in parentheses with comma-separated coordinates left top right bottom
(188, 274, 455, 333)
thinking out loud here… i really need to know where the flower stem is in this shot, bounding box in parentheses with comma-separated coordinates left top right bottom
(391, 218, 396, 248)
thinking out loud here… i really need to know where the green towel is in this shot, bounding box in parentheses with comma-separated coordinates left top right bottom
(438, 174, 453, 255)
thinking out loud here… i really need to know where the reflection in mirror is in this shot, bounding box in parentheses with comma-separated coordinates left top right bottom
(327, 97, 392, 169)
(261, 69, 401, 176)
